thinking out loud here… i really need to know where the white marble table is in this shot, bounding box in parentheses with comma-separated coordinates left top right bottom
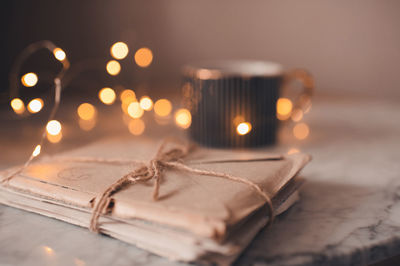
(1, 94, 399, 266)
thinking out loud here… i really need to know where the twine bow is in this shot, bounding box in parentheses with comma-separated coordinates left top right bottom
(87, 139, 275, 233)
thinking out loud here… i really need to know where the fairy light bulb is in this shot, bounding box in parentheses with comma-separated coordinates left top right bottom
(27, 98, 44, 113)
(21, 73, 38, 87)
(110, 42, 129, 60)
(53, 48, 66, 61)
(236, 122, 252, 135)
(139, 96, 153, 111)
(106, 60, 121, 76)
(10, 98, 25, 114)
(277, 98, 293, 120)
(174, 108, 192, 129)
(120, 89, 136, 103)
(98, 88, 116, 105)
(154, 99, 172, 117)
(32, 145, 41, 157)
(46, 120, 62, 136)
(127, 102, 144, 118)
(77, 103, 96, 120)
(293, 123, 310, 140)
(134, 47, 153, 68)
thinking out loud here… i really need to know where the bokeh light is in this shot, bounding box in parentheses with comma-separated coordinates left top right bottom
(277, 98, 293, 120)
(42, 246, 54, 255)
(79, 118, 97, 131)
(120, 89, 136, 103)
(53, 48, 66, 61)
(10, 98, 25, 114)
(154, 99, 172, 117)
(174, 108, 192, 129)
(110, 42, 129, 60)
(46, 120, 62, 135)
(139, 96, 153, 111)
(106, 60, 121, 76)
(99, 87, 116, 105)
(77, 103, 96, 120)
(32, 145, 41, 157)
(237, 122, 252, 135)
(293, 123, 310, 140)
(291, 108, 304, 122)
(21, 72, 38, 87)
(128, 119, 145, 136)
(47, 131, 62, 143)
(127, 102, 144, 118)
(287, 148, 300, 155)
(27, 98, 43, 113)
(134, 47, 153, 68)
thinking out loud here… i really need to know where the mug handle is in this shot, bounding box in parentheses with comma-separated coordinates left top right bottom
(281, 69, 314, 119)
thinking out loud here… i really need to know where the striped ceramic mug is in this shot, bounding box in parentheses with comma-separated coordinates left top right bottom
(182, 60, 314, 148)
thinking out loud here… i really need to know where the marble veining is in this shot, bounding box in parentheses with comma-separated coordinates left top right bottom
(1, 96, 400, 266)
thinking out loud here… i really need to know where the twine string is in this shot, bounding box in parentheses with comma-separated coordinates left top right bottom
(83, 140, 275, 233)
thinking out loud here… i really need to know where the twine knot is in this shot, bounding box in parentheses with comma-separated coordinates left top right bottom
(89, 140, 190, 232)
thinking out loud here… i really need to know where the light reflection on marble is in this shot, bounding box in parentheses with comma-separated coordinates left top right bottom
(1, 95, 400, 266)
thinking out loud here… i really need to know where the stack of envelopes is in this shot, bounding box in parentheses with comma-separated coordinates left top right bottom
(0, 137, 311, 264)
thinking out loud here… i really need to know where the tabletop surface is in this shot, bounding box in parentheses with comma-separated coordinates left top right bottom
(1, 94, 400, 266)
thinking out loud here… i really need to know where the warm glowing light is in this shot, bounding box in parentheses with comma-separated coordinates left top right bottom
(120, 89, 136, 103)
(293, 123, 310, 140)
(46, 120, 62, 135)
(154, 99, 172, 117)
(79, 118, 96, 131)
(77, 103, 96, 120)
(32, 145, 41, 157)
(27, 98, 43, 113)
(10, 98, 25, 114)
(291, 109, 303, 122)
(43, 246, 54, 255)
(128, 119, 145, 136)
(106, 60, 121, 76)
(174, 108, 192, 129)
(139, 96, 153, 111)
(237, 122, 252, 135)
(110, 42, 129, 60)
(288, 148, 300, 155)
(53, 48, 66, 61)
(277, 98, 293, 120)
(134, 47, 153, 68)
(21, 72, 38, 87)
(47, 131, 62, 143)
(127, 102, 144, 118)
(99, 87, 116, 105)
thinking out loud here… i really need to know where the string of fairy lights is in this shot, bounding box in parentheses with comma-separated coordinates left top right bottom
(8, 41, 194, 162)
(8, 40, 311, 162)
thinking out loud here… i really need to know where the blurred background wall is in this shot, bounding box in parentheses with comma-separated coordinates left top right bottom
(2, 0, 400, 101)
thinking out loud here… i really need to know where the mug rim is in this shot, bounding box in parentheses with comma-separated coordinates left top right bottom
(183, 60, 284, 79)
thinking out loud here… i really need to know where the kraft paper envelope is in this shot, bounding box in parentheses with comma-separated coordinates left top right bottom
(0, 137, 311, 263)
